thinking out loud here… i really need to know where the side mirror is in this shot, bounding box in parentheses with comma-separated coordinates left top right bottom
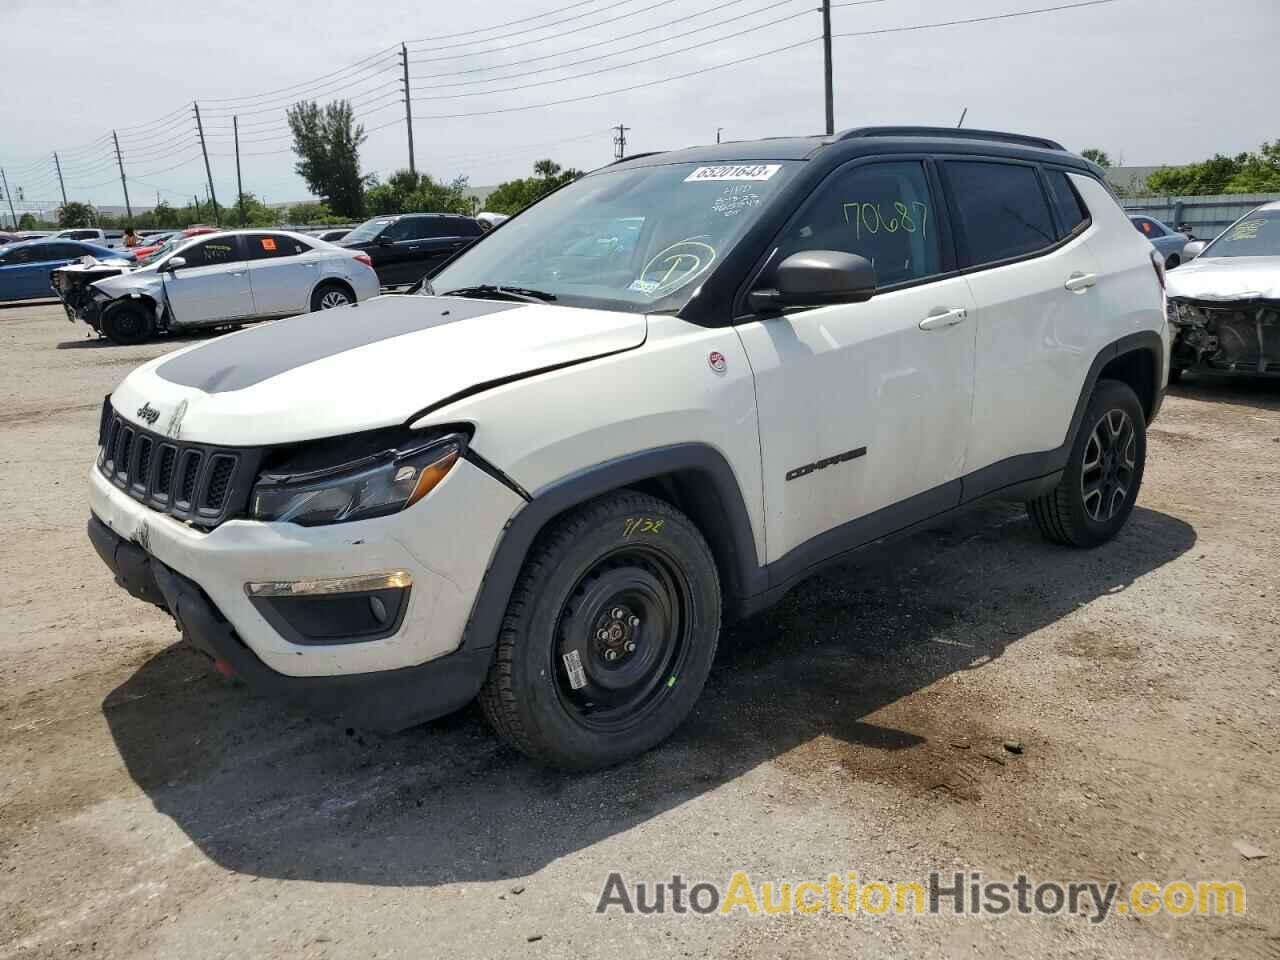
(1182, 240, 1207, 261)
(163, 256, 187, 272)
(749, 250, 877, 314)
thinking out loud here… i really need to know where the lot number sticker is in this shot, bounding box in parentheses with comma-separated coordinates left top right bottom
(684, 164, 781, 183)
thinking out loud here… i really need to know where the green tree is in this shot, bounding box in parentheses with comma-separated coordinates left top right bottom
(1081, 148, 1111, 168)
(1146, 153, 1248, 196)
(57, 201, 97, 228)
(284, 201, 343, 225)
(483, 159, 583, 216)
(17, 213, 38, 230)
(286, 99, 368, 218)
(230, 192, 279, 227)
(364, 169, 472, 215)
(1223, 140, 1280, 193)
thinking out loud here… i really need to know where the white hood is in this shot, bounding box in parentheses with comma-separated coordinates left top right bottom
(1166, 256, 1280, 302)
(110, 294, 646, 445)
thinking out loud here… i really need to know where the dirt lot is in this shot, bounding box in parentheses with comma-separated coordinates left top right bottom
(1, 300, 1277, 959)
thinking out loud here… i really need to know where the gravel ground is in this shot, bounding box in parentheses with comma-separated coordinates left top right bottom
(1, 300, 1277, 959)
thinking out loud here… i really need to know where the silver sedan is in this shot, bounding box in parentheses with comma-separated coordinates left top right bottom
(63, 229, 382, 345)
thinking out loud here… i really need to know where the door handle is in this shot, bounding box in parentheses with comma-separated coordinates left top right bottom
(919, 307, 968, 331)
(1064, 272, 1097, 293)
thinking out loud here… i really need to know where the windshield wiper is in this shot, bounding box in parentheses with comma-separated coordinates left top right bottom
(439, 284, 557, 303)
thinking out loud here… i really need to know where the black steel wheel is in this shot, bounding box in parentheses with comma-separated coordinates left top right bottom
(479, 491, 721, 769)
(101, 302, 154, 345)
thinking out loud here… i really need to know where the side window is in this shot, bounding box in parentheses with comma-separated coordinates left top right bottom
(178, 237, 239, 268)
(769, 160, 943, 288)
(946, 161, 1057, 266)
(381, 219, 414, 242)
(245, 233, 311, 260)
(455, 219, 483, 237)
(67, 230, 97, 242)
(409, 218, 447, 239)
(1133, 217, 1161, 237)
(1044, 170, 1090, 238)
(49, 243, 85, 260)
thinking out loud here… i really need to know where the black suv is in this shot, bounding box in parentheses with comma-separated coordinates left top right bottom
(338, 213, 482, 287)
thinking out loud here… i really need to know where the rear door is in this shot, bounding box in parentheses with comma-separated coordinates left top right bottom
(161, 236, 253, 325)
(243, 233, 316, 316)
(941, 159, 1101, 490)
(375, 217, 420, 286)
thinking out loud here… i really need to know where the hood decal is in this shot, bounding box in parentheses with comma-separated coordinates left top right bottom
(155, 296, 523, 393)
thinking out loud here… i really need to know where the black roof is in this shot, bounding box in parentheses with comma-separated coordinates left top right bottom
(607, 125, 1095, 175)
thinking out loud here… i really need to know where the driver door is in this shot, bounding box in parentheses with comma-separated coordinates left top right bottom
(162, 236, 253, 325)
(735, 159, 977, 564)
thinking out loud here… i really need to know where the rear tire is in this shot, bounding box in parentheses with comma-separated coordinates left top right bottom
(100, 301, 154, 345)
(479, 491, 721, 770)
(310, 281, 354, 312)
(1027, 379, 1146, 548)
(1167, 367, 1184, 385)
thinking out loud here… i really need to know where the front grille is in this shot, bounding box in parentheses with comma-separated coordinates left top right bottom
(98, 400, 263, 528)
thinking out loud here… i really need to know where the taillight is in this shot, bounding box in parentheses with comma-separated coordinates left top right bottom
(1150, 250, 1166, 291)
(354, 253, 374, 269)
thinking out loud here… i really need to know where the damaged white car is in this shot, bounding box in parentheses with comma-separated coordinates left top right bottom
(54, 229, 381, 345)
(1166, 202, 1280, 380)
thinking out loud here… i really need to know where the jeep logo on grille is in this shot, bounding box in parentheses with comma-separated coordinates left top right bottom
(136, 402, 161, 426)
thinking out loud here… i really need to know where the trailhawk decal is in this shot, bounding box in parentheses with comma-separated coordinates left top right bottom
(156, 296, 524, 393)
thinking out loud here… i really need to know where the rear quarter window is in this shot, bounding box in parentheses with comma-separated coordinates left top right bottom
(946, 161, 1057, 266)
(1045, 170, 1091, 237)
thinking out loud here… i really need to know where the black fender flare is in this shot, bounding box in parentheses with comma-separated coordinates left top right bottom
(459, 444, 764, 655)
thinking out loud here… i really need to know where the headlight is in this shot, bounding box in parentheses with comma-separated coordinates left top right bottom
(250, 434, 464, 526)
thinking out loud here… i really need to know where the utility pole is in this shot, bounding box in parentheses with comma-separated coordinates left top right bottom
(716, 127, 723, 144)
(112, 130, 133, 221)
(0, 169, 16, 229)
(193, 195, 201, 223)
(612, 123, 630, 160)
(192, 101, 220, 225)
(401, 43, 416, 175)
(234, 115, 246, 226)
(821, 0, 834, 135)
(53, 152, 68, 208)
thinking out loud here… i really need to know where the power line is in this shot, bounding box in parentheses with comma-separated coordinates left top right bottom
(200, 44, 400, 104)
(413, 35, 819, 120)
(833, 0, 1116, 39)
(408, 0, 682, 65)
(413, 0, 806, 89)
(412, 6, 814, 102)
(409, 0, 615, 41)
(406, 0, 663, 53)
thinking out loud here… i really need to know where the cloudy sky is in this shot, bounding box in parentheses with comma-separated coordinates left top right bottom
(1, 0, 1274, 214)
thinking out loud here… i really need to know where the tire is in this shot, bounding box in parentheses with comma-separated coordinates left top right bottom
(1026, 379, 1146, 548)
(1167, 366, 1184, 385)
(1165, 254, 1181, 270)
(310, 281, 354, 312)
(100, 301, 154, 345)
(478, 491, 722, 770)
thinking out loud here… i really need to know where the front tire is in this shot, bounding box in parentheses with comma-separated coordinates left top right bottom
(1027, 379, 1146, 548)
(479, 492, 722, 770)
(100, 301, 154, 345)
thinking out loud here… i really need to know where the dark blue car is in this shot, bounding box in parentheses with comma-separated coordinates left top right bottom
(0, 239, 133, 303)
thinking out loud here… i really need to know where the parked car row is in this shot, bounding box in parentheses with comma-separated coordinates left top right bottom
(0, 239, 134, 303)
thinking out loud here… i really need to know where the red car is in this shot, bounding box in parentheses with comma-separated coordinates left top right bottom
(131, 226, 217, 263)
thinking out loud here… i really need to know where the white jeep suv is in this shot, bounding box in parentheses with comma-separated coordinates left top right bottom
(88, 127, 1169, 769)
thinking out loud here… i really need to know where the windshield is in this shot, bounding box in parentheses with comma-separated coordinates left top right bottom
(345, 218, 394, 243)
(426, 161, 798, 313)
(1204, 210, 1280, 258)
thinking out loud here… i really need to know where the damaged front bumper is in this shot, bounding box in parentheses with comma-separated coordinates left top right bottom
(1168, 297, 1280, 376)
(51, 262, 133, 332)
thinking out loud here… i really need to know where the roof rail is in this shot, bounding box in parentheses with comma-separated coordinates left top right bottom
(836, 126, 1066, 152)
(607, 151, 666, 166)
